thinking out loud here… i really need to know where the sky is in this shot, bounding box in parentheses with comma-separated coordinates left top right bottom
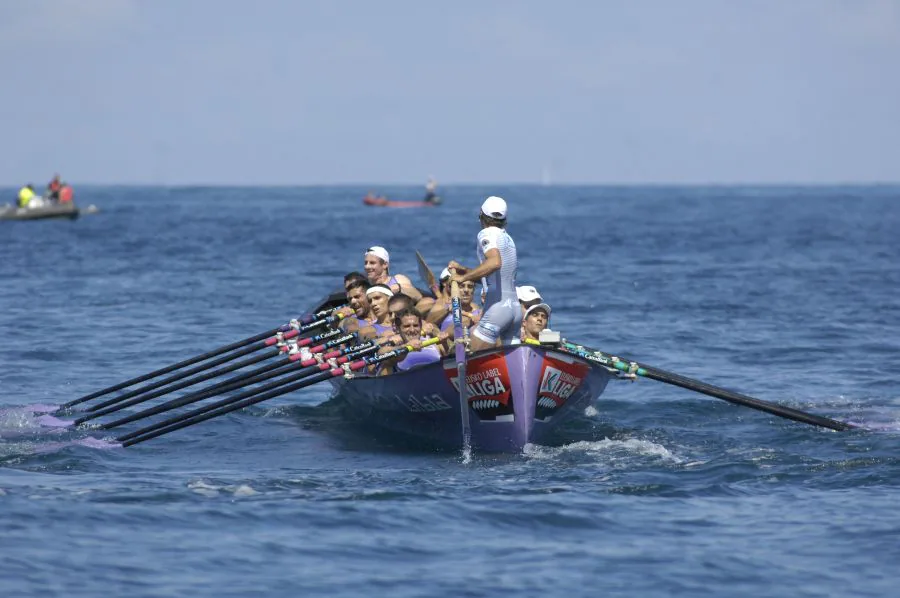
(1, 0, 898, 185)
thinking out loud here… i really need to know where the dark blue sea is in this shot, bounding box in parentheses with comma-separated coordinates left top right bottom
(1, 185, 898, 597)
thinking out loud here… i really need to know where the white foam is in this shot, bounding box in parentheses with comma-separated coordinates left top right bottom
(232, 484, 258, 497)
(187, 480, 220, 497)
(525, 437, 682, 464)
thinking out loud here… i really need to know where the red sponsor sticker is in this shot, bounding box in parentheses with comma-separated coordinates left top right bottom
(535, 357, 589, 421)
(444, 352, 514, 421)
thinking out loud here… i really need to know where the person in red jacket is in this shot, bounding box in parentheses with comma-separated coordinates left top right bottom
(47, 174, 62, 201)
(58, 183, 74, 203)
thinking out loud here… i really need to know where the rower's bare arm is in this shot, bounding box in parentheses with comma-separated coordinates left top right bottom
(394, 274, 423, 301)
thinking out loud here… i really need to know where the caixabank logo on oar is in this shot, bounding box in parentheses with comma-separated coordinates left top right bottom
(443, 354, 514, 422)
(535, 358, 589, 422)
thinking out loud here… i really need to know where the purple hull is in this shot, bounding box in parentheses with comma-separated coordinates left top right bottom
(331, 344, 613, 452)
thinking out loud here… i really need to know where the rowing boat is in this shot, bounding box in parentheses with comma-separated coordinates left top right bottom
(363, 195, 441, 208)
(0, 202, 99, 221)
(310, 293, 616, 451)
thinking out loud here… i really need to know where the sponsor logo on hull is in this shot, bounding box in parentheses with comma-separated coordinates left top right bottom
(444, 353, 514, 422)
(535, 357, 589, 422)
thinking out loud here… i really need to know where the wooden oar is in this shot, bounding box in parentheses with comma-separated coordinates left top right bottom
(415, 250, 439, 296)
(98, 332, 361, 431)
(80, 313, 344, 413)
(63, 307, 338, 408)
(449, 269, 472, 451)
(73, 328, 348, 425)
(120, 338, 441, 447)
(554, 340, 855, 432)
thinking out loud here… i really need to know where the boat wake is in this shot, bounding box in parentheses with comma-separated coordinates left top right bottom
(524, 437, 683, 465)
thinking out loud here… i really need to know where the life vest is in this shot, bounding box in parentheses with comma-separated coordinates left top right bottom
(58, 185, 74, 203)
(17, 186, 34, 207)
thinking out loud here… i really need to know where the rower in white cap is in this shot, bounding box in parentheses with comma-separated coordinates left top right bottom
(447, 195, 520, 351)
(363, 245, 423, 303)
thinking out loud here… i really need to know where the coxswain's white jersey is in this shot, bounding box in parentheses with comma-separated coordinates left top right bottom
(476, 226, 517, 305)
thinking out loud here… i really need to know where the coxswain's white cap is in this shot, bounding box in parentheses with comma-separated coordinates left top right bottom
(366, 286, 394, 298)
(481, 196, 507, 220)
(516, 285, 542, 303)
(439, 267, 451, 281)
(524, 303, 551, 319)
(364, 246, 390, 263)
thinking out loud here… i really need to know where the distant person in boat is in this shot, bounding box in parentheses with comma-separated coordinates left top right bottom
(424, 176, 438, 203)
(363, 246, 424, 303)
(447, 196, 520, 351)
(377, 308, 447, 374)
(520, 303, 551, 343)
(46, 174, 61, 201)
(58, 183, 74, 204)
(17, 184, 36, 208)
(426, 267, 482, 333)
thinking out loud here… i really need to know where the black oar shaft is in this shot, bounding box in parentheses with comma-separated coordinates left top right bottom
(121, 368, 339, 447)
(561, 342, 853, 432)
(120, 338, 441, 447)
(85, 341, 270, 412)
(118, 343, 382, 444)
(99, 358, 299, 430)
(76, 347, 285, 424)
(63, 327, 281, 407)
(64, 307, 343, 409)
(639, 365, 854, 431)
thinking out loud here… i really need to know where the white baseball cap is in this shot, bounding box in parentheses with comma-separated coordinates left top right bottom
(516, 285, 542, 303)
(364, 246, 390, 263)
(524, 303, 551, 319)
(439, 267, 451, 281)
(480, 196, 507, 220)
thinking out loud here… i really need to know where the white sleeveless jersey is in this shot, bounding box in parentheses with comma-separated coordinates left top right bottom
(476, 226, 518, 304)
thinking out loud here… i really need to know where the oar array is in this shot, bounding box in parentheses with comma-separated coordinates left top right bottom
(41, 305, 441, 447)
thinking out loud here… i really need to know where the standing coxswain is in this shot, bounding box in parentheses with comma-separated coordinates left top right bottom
(447, 196, 520, 351)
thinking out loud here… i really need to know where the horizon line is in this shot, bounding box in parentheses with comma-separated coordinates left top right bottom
(2, 180, 900, 188)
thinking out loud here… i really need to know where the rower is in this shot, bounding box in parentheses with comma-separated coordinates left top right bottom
(516, 285, 543, 338)
(365, 284, 396, 338)
(363, 246, 423, 303)
(343, 271, 368, 291)
(520, 302, 551, 343)
(389, 292, 440, 338)
(377, 308, 446, 375)
(447, 195, 519, 351)
(338, 278, 375, 335)
(516, 285, 543, 315)
(427, 268, 482, 333)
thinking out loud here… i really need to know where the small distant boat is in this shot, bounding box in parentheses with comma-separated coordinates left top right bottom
(0, 202, 99, 222)
(363, 194, 441, 208)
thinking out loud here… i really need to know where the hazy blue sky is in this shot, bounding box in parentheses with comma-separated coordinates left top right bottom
(2, 0, 898, 185)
